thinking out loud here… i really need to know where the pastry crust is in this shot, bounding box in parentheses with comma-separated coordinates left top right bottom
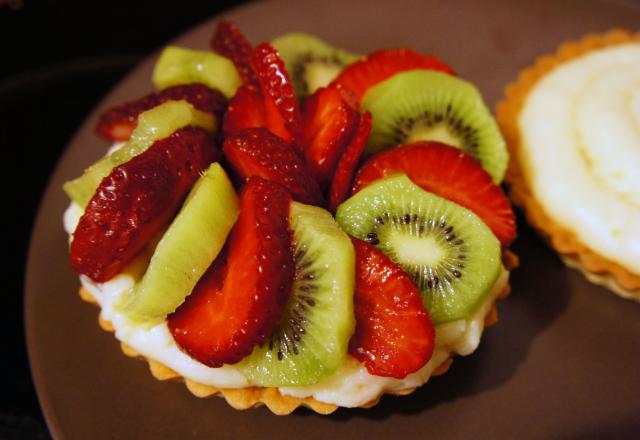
(78, 251, 515, 415)
(495, 29, 640, 300)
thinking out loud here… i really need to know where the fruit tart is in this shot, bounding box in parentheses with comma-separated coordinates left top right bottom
(497, 29, 640, 301)
(63, 20, 517, 414)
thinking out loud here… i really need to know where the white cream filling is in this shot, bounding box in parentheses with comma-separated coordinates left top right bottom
(65, 203, 508, 407)
(519, 43, 640, 276)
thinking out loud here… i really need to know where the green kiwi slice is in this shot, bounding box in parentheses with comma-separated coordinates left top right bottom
(63, 100, 215, 207)
(336, 174, 501, 325)
(271, 32, 360, 98)
(118, 162, 239, 325)
(237, 202, 355, 386)
(153, 46, 242, 98)
(362, 70, 508, 183)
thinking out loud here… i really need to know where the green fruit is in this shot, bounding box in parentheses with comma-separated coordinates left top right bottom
(238, 202, 355, 386)
(271, 32, 360, 98)
(63, 100, 215, 207)
(153, 46, 241, 98)
(118, 162, 239, 325)
(362, 70, 508, 183)
(336, 174, 501, 324)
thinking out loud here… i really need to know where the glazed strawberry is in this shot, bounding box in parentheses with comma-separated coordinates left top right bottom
(168, 177, 295, 367)
(349, 238, 434, 379)
(70, 127, 219, 282)
(331, 48, 455, 101)
(95, 84, 227, 141)
(210, 20, 259, 88)
(353, 142, 516, 246)
(223, 127, 324, 205)
(301, 84, 360, 190)
(251, 43, 302, 145)
(222, 62, 298, 144)
(222, 84, 266, 136)
(328, 111, 372, 212)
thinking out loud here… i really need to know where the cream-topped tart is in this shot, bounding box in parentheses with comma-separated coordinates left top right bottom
(497, 30, 640, 301)
(64, 21, 517, 414)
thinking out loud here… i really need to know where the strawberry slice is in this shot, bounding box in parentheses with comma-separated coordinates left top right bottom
(353, 142, 516, 246)
(301, 84, 360, 190)
(328, 111, 372, 212)
(210, 20, 259, 88)
(222, 83, 292, 143)
(222, 44, 301, 144)
(251, 43, 302, 145)
(70, 127, 219, 282)
(349, 238, 434, 379)
(223, 127, 324, 205)
(95, 84, 227, 141)
(331, 48, 456, 101)
(223, 85, 266, 136)
(168, 177, 294, 367)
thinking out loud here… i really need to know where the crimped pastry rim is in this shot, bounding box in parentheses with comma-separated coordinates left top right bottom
(77, 250, 515, 415)
(495, 29, 640, 299)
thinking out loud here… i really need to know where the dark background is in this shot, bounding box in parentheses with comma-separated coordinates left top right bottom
(1, 1, 248, 438)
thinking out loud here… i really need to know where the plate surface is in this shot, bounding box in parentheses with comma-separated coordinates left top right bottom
(26, 0, 640, 438)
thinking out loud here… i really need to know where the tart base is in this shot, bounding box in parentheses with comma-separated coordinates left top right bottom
(496, 29, 640, 302)
(78, 250, 515, 415)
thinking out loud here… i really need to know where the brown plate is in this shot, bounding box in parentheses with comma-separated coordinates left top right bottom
(26, 0, 640, 438)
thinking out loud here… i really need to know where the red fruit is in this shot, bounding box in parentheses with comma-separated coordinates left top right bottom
(328, 111, 372, 212)
(251, 43, 302, 145)
(223, 84, 291, 143)
(353, 142, 516, 246)
(223, 127, 324, 205)
(349, 238, 434, 379)
(223, 85, 266, 136)
(223, 44, 301, 145)
(331, 48, 456, 101)
(70, 127, 219, 282)
(95, 84, 227, 141)
(168, 177, 294, 367)
(301, 84, 360, 190)
(210, 20, 259, 88)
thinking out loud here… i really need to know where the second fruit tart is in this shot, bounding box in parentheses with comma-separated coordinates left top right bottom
(64, 20, 517, 414)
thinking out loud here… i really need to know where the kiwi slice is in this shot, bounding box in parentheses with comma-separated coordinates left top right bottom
(362, 70, 508, 183)
(237, 202, 355, 386)
(271, 32, 360, 98)
(336, 174, 501, 325)
(118, 162, 239, 325)
(63, 100, 215, 207)
(153, 46, 242, 99)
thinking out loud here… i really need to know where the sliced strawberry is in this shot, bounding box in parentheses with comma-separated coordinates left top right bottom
(328, 111, 372, 212)
(210, 20, 259, 88)
(70, 127, 219, 282)
(251, 43, 302, 145)
(301, 84, 360, 190)
(222, 84, 266, 136)
(349, 238, 434, 379)
(95, 84, 227, 142)
(331, 48, 456, 101)
(168, 177, 294, 367)
(353, 142, 516, 246)
(222, 83, 292, 144)
(223, 127, 323, 205)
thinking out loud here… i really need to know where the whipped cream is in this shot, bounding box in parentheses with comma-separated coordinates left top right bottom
(65, 203, 508, 407)
(519, 43, 640, 275)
